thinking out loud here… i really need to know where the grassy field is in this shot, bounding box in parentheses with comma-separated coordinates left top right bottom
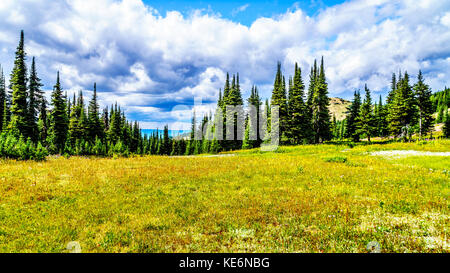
(0, 140, 449, 253)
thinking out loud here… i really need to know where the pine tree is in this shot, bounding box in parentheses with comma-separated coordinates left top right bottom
(48, 72, 68, 153)
(108, 103, 122, 143)
(414, 71, 433, 139)
(37, 96, 48, 145)
(224, 73, 244, 150)
(287, 63, 307, 144)
(358, 84, 375, 142)
(375, 95, 387, 137)
(386, 73, 396, 105)
(9, 30, 29, 137)
(2, 99, 10, 132)
(271, 62, 288, 141)
(161, 125, 171, 155)
(311, 57, 332, 143)
(27, 57, 44, 141)
(387, 71, 416, 139)
(346, 90, 362, 142)
(245, 85, 262, 148)
(444, 111, 450, 138)
(304, 62, 317, 143)
(0, 67, 6, 131)
(88, 83, 103, 142)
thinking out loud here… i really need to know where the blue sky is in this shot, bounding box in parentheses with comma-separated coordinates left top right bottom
(0, 0, 449, 129)
(143, 0, 346, 26)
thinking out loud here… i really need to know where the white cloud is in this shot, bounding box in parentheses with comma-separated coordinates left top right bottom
(0, 0, 449, 128)
(232, 4, 250, 17)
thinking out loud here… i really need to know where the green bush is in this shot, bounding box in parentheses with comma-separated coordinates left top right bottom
(0, 133, 48, 161)
(323, 156, 348, 163)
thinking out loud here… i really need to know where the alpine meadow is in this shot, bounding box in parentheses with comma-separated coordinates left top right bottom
(0, 0, 449, 256)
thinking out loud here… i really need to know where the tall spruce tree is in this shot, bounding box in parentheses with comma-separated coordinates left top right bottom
(224, 73, 244, 150)
(28, 57, 44, 141)
(48, 72, 68, 153)
(9, 30, 29, 137)
(37, 95, 48, 144)
(311, 57, 332, 143)
(270, 62, 288, 141)
(387, 71, 416, 139)
(304, 62, 317, 143)
(88, 83, 103, 141)
(0, 67, 5, 130)
(358, 84, 375, 142)
(243, 85, 262, 148)
(346, 90, 362, 142)
(414, 71, 433, 139)
(375, 95, 387, 137)
(287, 63, 307, 144)
(444, 111, 450, 138)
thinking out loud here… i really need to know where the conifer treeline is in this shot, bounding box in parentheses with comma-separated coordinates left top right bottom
(1, 31, 448, 160)
(338, 70, 444, 141)
(0, 31, 150, 159)
(190, 59, 448, 154)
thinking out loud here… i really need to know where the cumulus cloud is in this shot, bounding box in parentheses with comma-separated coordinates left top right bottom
(0, 0, 449, 128)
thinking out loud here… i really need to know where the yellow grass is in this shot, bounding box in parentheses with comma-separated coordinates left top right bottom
(0, 140, 449, 253)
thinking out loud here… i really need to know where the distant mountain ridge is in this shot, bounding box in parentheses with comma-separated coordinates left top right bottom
(329, 97, 351, 121)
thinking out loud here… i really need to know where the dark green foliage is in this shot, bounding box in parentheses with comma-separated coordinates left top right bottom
(0, 133, 48, 160)
(345, 90, 362, 142)
(374, 95, 388, 137)
(323, 156, 347, 163)
(310, 57, 332, 143)
(88, 83, 103, 142)
(243, 85, 262, 149)
(0, 67, 6, 131)
(47, 72, 68, 153)
(387, 72, 416, 139)
(28, 57, 44, 141)
(270, 62, 288, 141)
(9, 31, 29, 137)
(357, 84, 375, 141)
(287, 63, 308, 144)
(414, 71, 433, 139)
(444, 112, 450, 138)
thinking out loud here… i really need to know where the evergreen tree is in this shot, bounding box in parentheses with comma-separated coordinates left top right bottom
(311, 57, 332, 143)
(287, 63, 307, 144)
(444, 111, 450, 138)
(0, 67, 6, 130)
(387, 72, 416, 139)
(88, 83, 103, 141)
(224, 73, 244, 150)
(375, 95, 388, 137)
(27, 57, 44, 141)
(161, 125, 171, 155)
(245, 85, 262, 148)
(2, 99, 10, 132)
(346, 90, 362, 142)
(108, 103, 122, 143)
(358, 84, 375, 142)
(48, 72, 68, 153)
(270, 62, 288, 141)
(9, 30, 28, 137)
(304, 62, 317, 143)
(37, 96, 48, 145)
(414, 71, 433, 139)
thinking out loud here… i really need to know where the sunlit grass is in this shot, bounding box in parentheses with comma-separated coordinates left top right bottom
(0, 140, 448, 253)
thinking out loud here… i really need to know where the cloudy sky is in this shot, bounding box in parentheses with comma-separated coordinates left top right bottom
(0, 0, 449, 129)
